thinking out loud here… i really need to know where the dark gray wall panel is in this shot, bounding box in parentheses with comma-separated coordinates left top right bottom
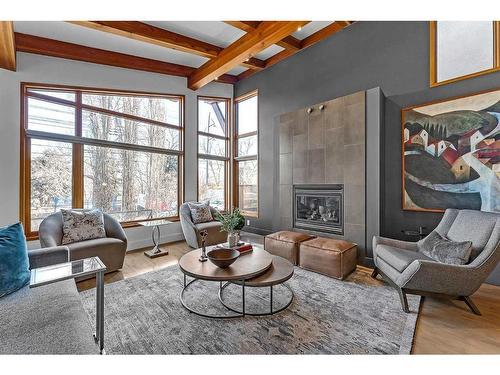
(235, 21, 500, 284)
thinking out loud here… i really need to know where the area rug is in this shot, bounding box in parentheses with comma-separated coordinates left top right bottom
(79, 265, 420, 354)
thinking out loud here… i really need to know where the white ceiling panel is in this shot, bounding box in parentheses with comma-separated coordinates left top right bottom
(226, 66, 248, 75)
(292, 21, 333, 40)
(14, 21, 209, 68)
(254, 44, 284, 60)
(145, 21, 245, 48)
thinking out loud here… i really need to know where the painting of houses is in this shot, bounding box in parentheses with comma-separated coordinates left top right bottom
(402, 88, 500, 213)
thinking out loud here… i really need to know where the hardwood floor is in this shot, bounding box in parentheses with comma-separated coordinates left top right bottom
(77, 235, 500, 354)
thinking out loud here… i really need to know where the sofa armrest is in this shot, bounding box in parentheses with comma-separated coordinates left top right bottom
(398, 259, 481, 296)
(372, 236, 418, 261)
(104, 215, 128, 244)
(28, 246, 70, 269)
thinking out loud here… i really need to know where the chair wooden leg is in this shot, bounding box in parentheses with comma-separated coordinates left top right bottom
(398, 288, 410, 313)
(371, 267, 379, 279)
(460, 296, 482, 316)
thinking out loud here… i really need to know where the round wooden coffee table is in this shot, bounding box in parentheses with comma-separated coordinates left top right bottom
(179, 247, 294, 318)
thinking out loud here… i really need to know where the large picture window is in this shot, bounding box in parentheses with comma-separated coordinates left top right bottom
(197, 96, 230, 211)
(234, 91, 258, 217)
(21, 83, 184, 239)
(430, 21, 500, 86)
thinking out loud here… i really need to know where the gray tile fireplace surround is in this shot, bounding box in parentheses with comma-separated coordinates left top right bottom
(278, 89, 382, 265)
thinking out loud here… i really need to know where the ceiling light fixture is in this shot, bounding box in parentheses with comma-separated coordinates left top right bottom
(297, 26, 302, 31)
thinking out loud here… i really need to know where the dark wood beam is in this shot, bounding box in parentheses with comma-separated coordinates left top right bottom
(189, 21, 308, 90)
(224, 21, 302, 51)
(0, 21, 16, 71)
(69, 21, 265, 70)
(15, 33, 238, 84)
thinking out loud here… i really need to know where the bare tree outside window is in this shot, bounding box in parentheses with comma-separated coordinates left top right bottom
(22, 85, 183, 237)
(197, 97, 229, 211)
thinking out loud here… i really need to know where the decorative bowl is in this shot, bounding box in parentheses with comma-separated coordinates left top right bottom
(206, 248, 240, 268)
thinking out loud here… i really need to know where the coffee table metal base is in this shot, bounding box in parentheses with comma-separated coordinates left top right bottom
(218, 282, 294, 316)
(180, 274, 293, 319)
(180, 275, 247, 319)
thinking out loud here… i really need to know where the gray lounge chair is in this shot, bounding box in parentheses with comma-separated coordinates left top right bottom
(372, 209, 500, 315)
(39, 210, 127, 277)
(180, 202, 226, 248)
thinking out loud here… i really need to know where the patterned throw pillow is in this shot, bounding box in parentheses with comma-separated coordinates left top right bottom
(187, 202, 213, 224)
(61, 209, 106, 245)
(418, 230, 472, 265)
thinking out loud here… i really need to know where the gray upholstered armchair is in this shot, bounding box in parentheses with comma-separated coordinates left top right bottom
(39, 210, 127, 276)
(180, 203, 226, 248)
(372, 209, 500, 315)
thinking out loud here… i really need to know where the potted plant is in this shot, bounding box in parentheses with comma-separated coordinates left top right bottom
(215, 208, 245, 247)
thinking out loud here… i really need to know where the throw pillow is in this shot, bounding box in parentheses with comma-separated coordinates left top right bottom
(187, 202, 213, 224)
(0, 223, 30, 298)
(418, 230, 472, 265)
(61, 209, 106, 245)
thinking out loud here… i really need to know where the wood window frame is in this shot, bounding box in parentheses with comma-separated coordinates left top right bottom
(430, 21, 500, 87)
(196, 95, 231, 212)
(20, 82, 185, 240)
(233, 90, 259, 218)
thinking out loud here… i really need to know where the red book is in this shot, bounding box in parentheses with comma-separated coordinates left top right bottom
(236, 244, 253, 254)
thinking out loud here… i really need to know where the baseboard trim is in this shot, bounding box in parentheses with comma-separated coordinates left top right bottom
(243, 226, 273, 236)
(126, 233, 184, 252)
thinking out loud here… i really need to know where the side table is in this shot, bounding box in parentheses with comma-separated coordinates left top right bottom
(30, 256, 107, 354)
(139, 219, 172, 258)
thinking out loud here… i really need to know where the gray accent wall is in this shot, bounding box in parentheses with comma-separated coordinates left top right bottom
(235, 21, 500, 285)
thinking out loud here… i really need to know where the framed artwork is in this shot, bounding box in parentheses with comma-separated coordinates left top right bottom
(402, 88, 500, 213)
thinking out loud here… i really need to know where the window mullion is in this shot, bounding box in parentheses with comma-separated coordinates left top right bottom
(73, 91, 84, 209)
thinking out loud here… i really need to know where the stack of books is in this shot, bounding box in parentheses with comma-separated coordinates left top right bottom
(216, 242, 253, 254)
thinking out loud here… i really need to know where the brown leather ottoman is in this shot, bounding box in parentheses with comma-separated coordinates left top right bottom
(264, 231, 315, 265)
(299, 237, 357, 280)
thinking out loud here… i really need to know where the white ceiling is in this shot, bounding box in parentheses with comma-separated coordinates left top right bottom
(292, 21, 334, 39)
(13, 21, 336, 76)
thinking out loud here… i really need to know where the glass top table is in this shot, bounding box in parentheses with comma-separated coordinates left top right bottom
(30, 257, 106, 288)
(138, 219, 172, 258)
(30, 256, 107, 354)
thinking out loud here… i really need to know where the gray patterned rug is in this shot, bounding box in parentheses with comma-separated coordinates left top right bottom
(80, 265, 420, 354)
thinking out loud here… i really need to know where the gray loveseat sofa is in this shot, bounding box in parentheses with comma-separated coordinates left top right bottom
(0, 246, 98, 354)
(372, 209, 500, 315)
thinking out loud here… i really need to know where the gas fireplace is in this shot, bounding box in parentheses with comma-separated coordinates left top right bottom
(293, 184, 344, 235)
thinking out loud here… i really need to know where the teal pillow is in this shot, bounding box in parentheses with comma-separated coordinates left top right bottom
(0, 223, 30, 298)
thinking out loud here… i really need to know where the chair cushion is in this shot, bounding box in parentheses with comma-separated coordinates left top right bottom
(61, 209, 106, 245)
(0, 223, 30, 298)
(187, 202, 213, 224)
(66, 237, 126, 271)
(376, 245, 433, 273)
(266, 231, 314, 244)
(195, 221, 226, 246)
(418, 231, 472, 265)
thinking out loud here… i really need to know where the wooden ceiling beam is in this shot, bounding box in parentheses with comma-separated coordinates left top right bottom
(68, 21, 265, 70)
(300, 21, 348, 49)
(0, 21, 16, 71)
(15, 33, 238, 84)
(237, 21, 352, 82)
(189, 21, 308, 90)
(224, 21, 302, 51)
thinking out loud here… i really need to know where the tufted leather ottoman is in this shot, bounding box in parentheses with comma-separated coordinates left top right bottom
(299, 237, 357, 280)
(264, 231, 315, 265)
